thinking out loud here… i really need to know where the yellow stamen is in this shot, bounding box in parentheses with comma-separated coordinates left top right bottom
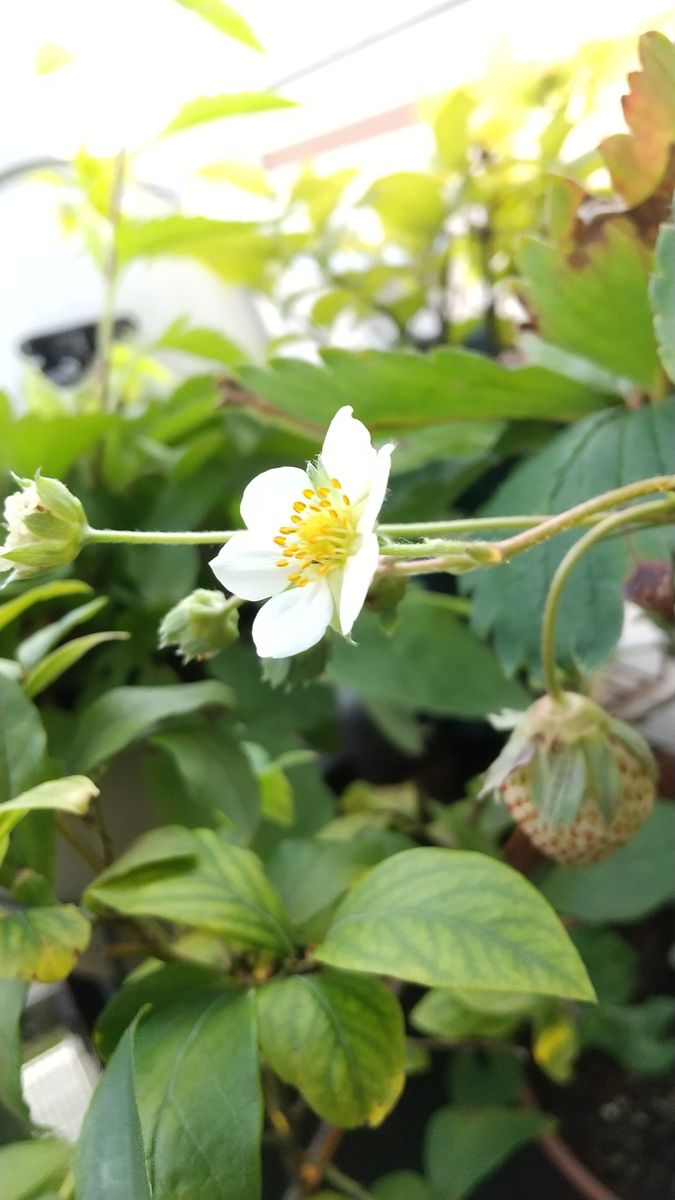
(291, 515, 302, 524)
(276, 559, 290, 567)
(317, 487, 330, 497)
(288, 572, 301, 581)
(273, 536, 286, 547)
(331, 477, 341, 488)
(293, 501, 306, 513)
(303, 488, 315, 499)
(342, 495, 351, 506)
(279, 526, 295, 534)
(319, 499, 331, 508)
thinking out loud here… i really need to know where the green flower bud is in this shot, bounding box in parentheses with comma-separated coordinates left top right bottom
(158, 589, 240, 663)
(0, 476, 87, 581)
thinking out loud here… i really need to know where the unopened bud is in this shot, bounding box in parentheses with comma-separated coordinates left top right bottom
(158, 589, 240, 663)
(0, 475, 87, 581)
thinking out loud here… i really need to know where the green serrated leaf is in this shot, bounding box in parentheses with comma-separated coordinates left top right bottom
(469, 399, 675, 675)
(315, 848, 594, 1001)
(161, 91, 294, 137)
(258, 970, 405, 1127)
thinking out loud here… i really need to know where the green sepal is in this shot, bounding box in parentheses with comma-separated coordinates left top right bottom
(581, 735, 621, 824)
(531, 745, 587, 826)
(607, 718, 658, 780)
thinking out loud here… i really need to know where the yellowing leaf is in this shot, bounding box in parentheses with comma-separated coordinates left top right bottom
(0, 904, 91, 983)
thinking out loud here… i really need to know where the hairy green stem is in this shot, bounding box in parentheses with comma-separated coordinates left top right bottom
(85, 527, 237, 546)
(498, 475, 675, 561)
(540, 497, 675, 700)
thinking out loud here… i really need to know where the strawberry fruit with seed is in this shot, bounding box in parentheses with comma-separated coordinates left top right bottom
(481, 693, 656, 866)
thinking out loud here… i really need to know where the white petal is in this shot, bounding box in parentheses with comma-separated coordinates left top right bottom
(319, 406, 377, 505)
(252, 580, 333, 659)
(358, 443, 394, 535)
(339, 533, 380, 635)
(209, 531, 290, 601)
(240, 466, 310, 536)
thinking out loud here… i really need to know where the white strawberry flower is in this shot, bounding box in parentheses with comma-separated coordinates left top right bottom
(210, 407, 394, 659)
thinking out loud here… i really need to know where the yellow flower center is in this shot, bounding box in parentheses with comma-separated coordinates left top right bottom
(273, 479, 358, 586)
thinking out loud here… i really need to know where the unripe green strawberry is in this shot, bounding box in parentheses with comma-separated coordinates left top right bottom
(481, 693, 656, 866)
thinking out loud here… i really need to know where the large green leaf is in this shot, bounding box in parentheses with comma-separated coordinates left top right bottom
(150, 726, 260, 837)
(172, 0, 262, 49)
(86, 826, 293, 954)
(155, 319, 246, 366)
(0, 902, 90, 982)
(75, 1016, 151, 1200)
(0, 677, 47, 804)
(162, 92, 294, 137)
(266, 831, 410, 934)
(469, 399, 675, 675)
(424, 1106, 553, 1200)
(0, 981, 29, 1126)
(0, 1138, 71, 1200)
(116, 216, 293, 288)
(650, 198, 675, 382)
(68, 681, 233, 773)
(326, 591, 528, 718)
(257, 970, 405, 1127)
(315, 848, 594, 1001)
(519, 217, 661, 390)
(0, 580, 92, 635)
(541, 800, 675, 922)
(95, 962, 222, 1060)
(236, 347, 611, 436)
(134, 989, 261, 1200)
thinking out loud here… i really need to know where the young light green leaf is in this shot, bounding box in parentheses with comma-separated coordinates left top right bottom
(198, 160, 273, 195)
(17, 596, 108, 669)
(0, 903, 90, 982)
(134, 989, 262, 1200)
(162, 92, 294, 138)
(172, 0, 263, 50)
(23, 631, 129, 699)
(68, 681, 233, 773)
(257, 970, 405, 1128)
(0, 775, 98, 860)
(315, 849, 594, 1001)
(0, 580, 92, 633)
(411, 988, 536, 1041)
(86, 827, 293, 954)
(155, 318, 246, 366)
(75, 1015, 151, 1200)
(0, 1138, 71, 1200)
(424, 1106, 553, 1199)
